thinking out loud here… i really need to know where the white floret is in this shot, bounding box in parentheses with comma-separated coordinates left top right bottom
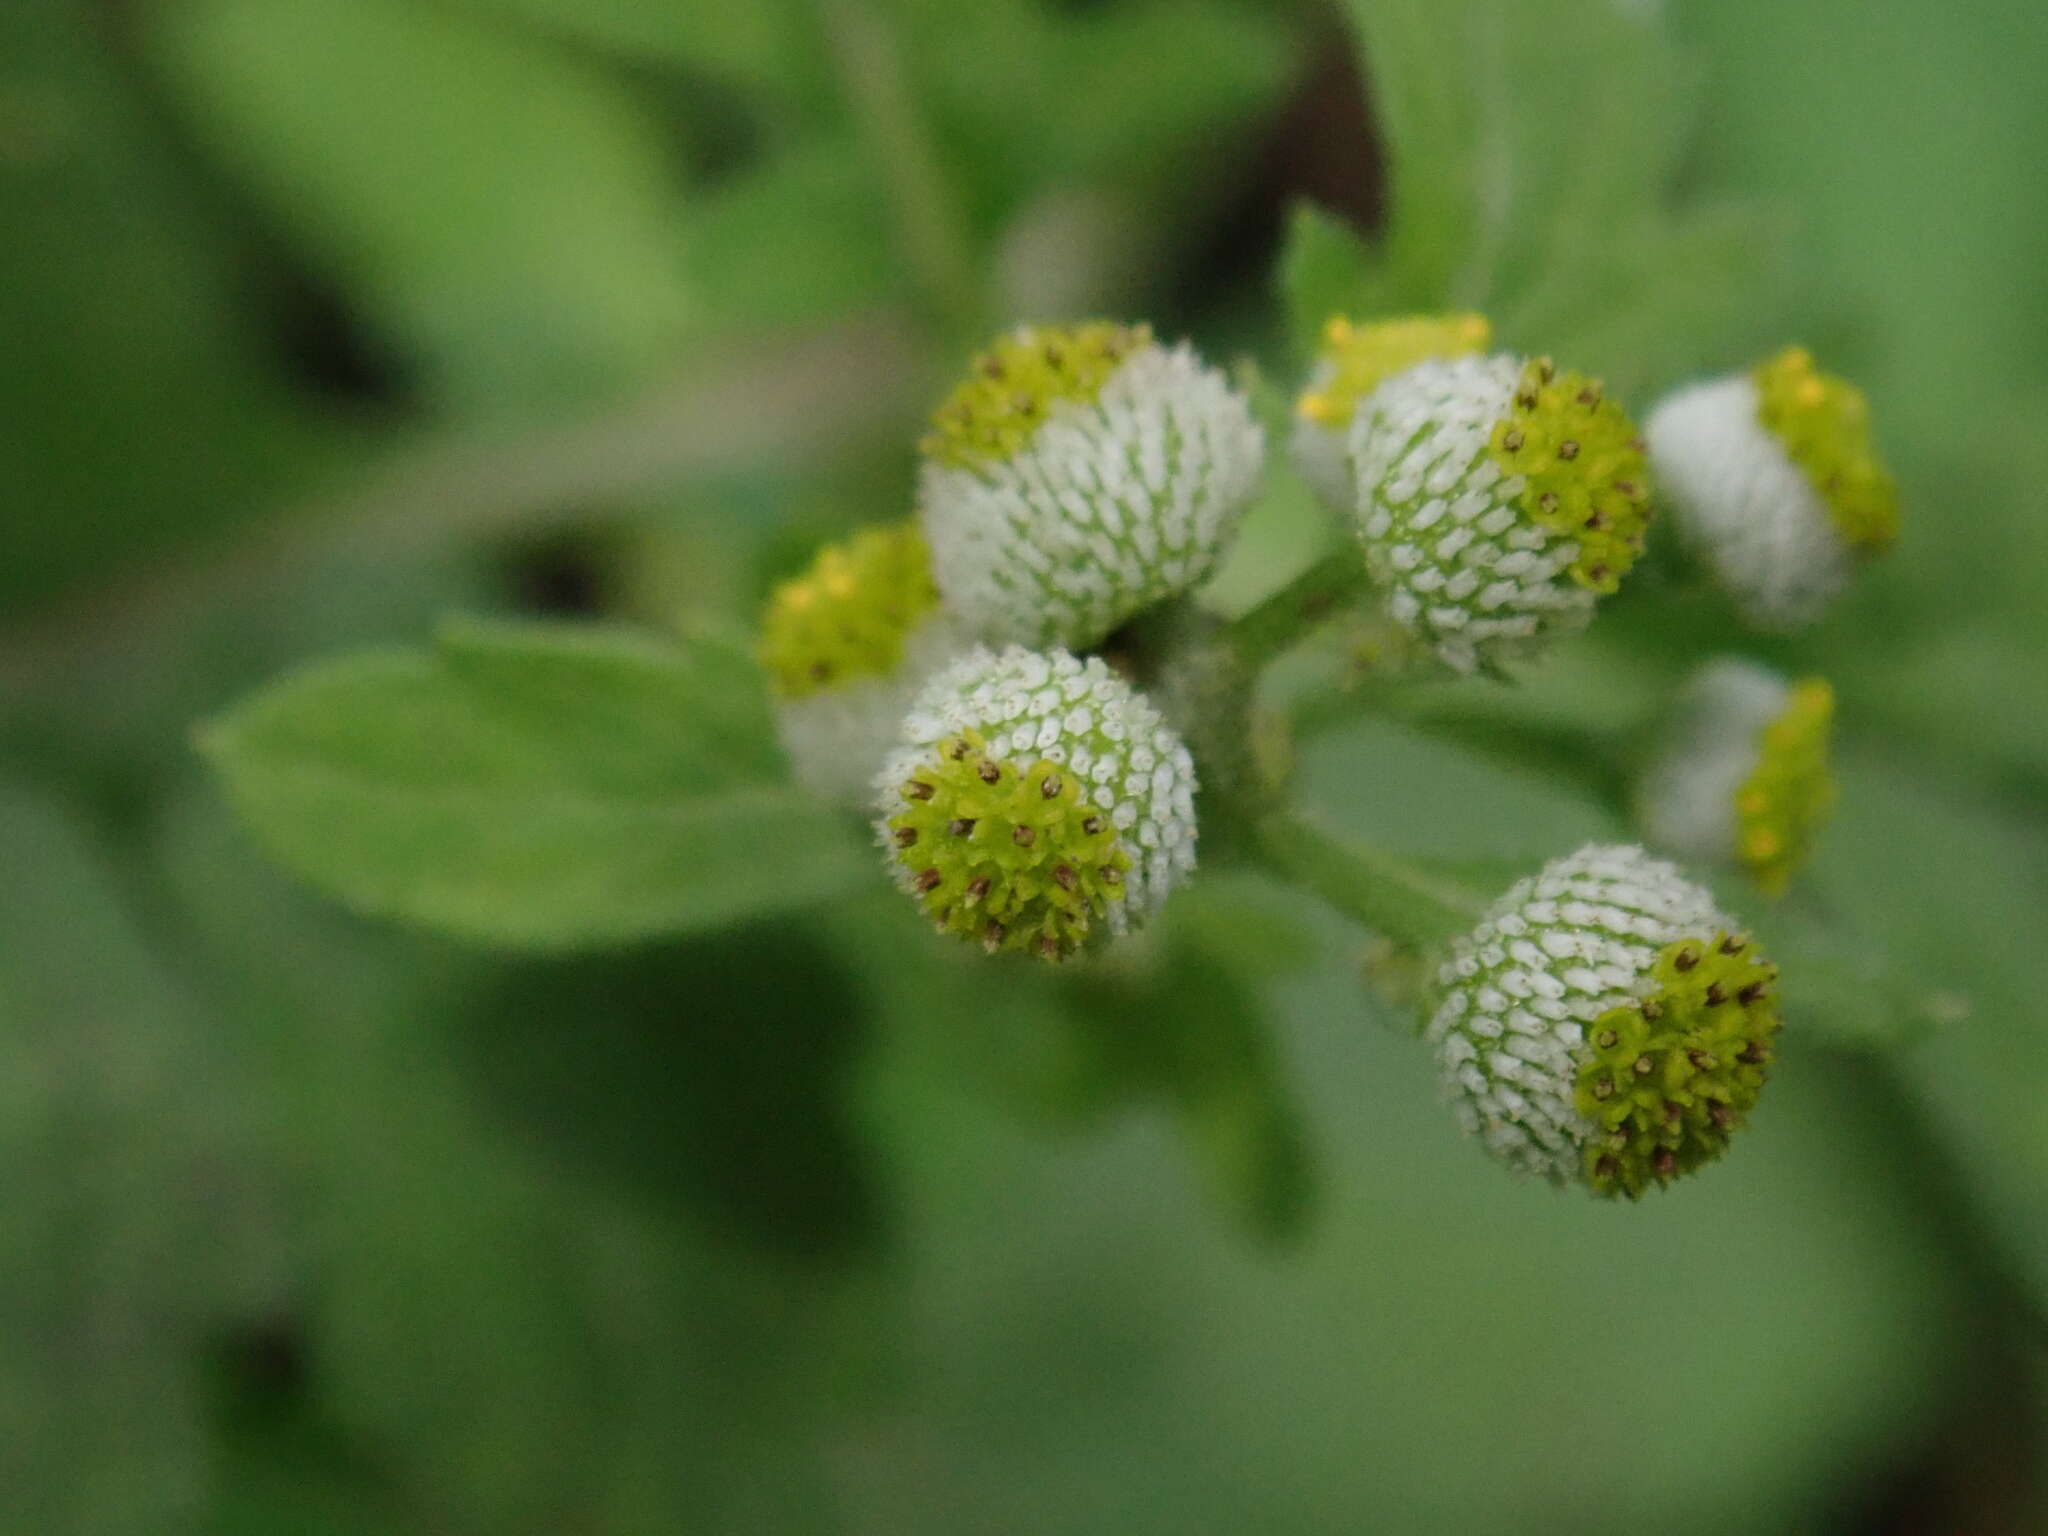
(1634, 658, 1791, 870)
(920, 342, 1265, 651)
(1424, 845, 1729, 1185)
(875, 646, 1198, 928)
(774, 611, 964, 807)
(1349, 355, 1595, 673)
(1645, 376, 1853, 629)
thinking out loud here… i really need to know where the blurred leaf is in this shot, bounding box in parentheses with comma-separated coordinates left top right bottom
(686, 136, 904, 335)
(148, 0, 695, 412)
(201, 618, 869, 949)
(0, 5, 330, 616)
(1275, 200, 1379, 365)
(1332, 0, 1790, 391)
(0, 782, 258, 1533)
(450, 0, 815, 97)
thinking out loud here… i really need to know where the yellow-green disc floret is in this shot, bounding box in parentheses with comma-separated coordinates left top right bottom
(759, 522, 941, 700)
(1297, 312, 1491, 428)
(1485, 358, 1652, 593)
(1753, 346, 1899, 552)
(1734, 677, 1837, 897)
(886, 728, 1132, 961)
(1573, 932, 1779, 1199)
(919, 321, 1152, 470)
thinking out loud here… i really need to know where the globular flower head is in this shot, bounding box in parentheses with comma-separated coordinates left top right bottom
(1350, 354, 1652, 674)
(1291, 312, 1491, 509)
(1425, 844, 1780, 1199)
(875, 646, 1197, 961)
(758, 520, 960, 805)
(1646, 345, 1898, 629)
(918, 322, 1265, 651)
(1636, 659, 1837, 897)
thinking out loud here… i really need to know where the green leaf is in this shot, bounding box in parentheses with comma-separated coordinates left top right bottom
(0, 783, 258, 1533)
(1275, 200, 1380, 364)
(147, 0, 694, 412)
(449, 0, 814, 98)
(200, 619, 869, 949)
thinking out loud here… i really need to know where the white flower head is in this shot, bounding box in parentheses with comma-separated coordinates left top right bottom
(1645, 346, 1898, 629)
(1636, 659, 1837, 897)
(1349, 353, 1652, 674)
(758, 521, 964, 806)
(1291, 312, 1492, 511)
(918, 322, 1265, 651)
(874, 645, 1197, 960)
(1425, 844, 1780, 1199)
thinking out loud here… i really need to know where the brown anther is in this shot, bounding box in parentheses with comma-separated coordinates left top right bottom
(1053, 864, 1078, 892)
(893, 826, 918, 848)
(1595, 1154, 1619, 1181)
(1011, 825, 1036, 847)
(1515, 391, 1539, 412)
(1738, 1040, 1768, 1065)
(965, 875, 992, 905)
(1101, 865, 1123, 886)
(1593, 1077, 1614, 1101)
(945, 738, 971, 761)
(977, 760, 1001, 784)
(1737, 980, 1768, 1006)
(1538, 491, 1560, 513)
(1688, 1049, 1718, 1071)
(1629, 436, 1647, 452)
(1705, 981, 1728, 1007)
(1707, 1101, 1733, 1130)
(1633, 1055, 1654, 1076)
(1036, 935, 1061, 961)
(809, 661, 832, 683)
(980, 358, 1006, 380)
(1585, 511, 1607, 531)
(1081, 814, 1106, 836)
(1719, 934, 1746, 954)
(1502, 428, 1526, 453)
(1040, 773, 1063, 799)
(1586, 564, 1610, 585)
(947, 818, 977, 838)
(1674, 946, 1700, 972)
(1653, 1147, 1677, 1178)
(903, 780, 935, 802)
(982, 920, 1006, 951)
(1536, 358, 1556, 383)
(1576, 386, 1599, 406)
(1595, 1028, 1619, 1049)
(914, 867, 943, 893)
(1558, 440, 1581, 461)
(1043, 345, 1063, 367)
(1662, 1100, 1682, 1125)
(1615, 479, 1639, 498)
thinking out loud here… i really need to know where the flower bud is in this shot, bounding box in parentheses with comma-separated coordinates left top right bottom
(1636, 660, 1837, 897)
(1645, 346, 1898, 628)
(1350, 354, 1651, 674)
(1291, 312, 1491, 510)
(918, 322, 1265, 650)
(874, 645, 1197, 960)
(758, 521, 960, 805)
(1425, 844, 1780, 1199)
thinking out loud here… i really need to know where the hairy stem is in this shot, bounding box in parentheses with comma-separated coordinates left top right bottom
(1220, 549, 1371, 671)
(1253, 811, 1485, 951)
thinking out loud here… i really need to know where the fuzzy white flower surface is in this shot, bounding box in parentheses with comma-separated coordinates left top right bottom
(1646, 347, 1897, 629)
(1425, 844, 1779, 1198)
(1636, 659, 1837, 895)
(918, 323, 1264, 652)
(758, 521, 962, 806)
(874, 646, 1197, 959)
(1290, 312, 1491, 511)
(1349, 353, 1650, 674)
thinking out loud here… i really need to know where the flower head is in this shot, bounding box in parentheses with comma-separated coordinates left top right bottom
(1292, 313, 1491, 509)
(918, 322, 1265, 651)
(875, 646, 1197, 960)
(1349, 354, 1652, 673)
(1645, 346, 1897, 628)
(1425, 844, 1780, 1199)
(1636, 660, 1837, 897)
(758, 520, 960, 804)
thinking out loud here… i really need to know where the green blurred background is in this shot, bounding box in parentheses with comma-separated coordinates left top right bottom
(4, 0, 2046, 1531)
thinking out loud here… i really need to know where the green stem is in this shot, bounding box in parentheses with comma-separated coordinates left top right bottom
(819, 0, 981, 337)
(1219, 549, 1371, 671)
(1253, 811, 1485, 952)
